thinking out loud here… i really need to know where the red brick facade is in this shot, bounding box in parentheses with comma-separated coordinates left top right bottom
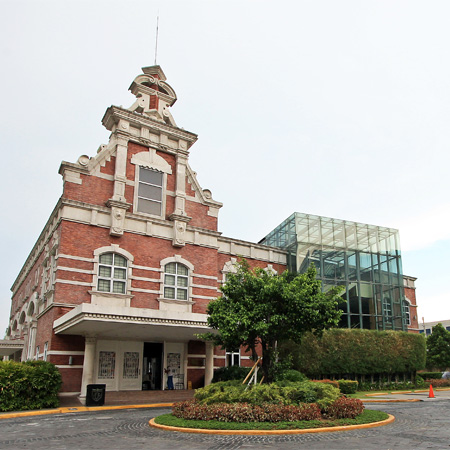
(5, 65, 287, 394)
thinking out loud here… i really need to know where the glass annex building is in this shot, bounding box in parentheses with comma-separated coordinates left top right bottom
(260, 213, 407, 331)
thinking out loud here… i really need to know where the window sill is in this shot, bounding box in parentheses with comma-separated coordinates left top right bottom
(157, 297, 195, 305)
(88, 291, 133, 299)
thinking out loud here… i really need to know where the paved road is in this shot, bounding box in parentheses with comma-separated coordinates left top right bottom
(0, 401, 449, 449)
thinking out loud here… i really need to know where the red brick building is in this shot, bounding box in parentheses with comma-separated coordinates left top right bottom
(1, 65, 419, 400)
(2, 66, 286, 400)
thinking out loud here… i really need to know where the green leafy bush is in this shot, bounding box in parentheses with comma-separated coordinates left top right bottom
(420, 372, 443, 380)
(212, 366, 251, 382)
(338, 380, 358, 394)
(276, 369, 307, 383)
(0, 360, 62, 412)
(324, 397, 364, 419)
(195, 380, 339, 408)
(173, 400, 322, 422)
(281, 329, 426, 378)
(311, 382, 340, 409)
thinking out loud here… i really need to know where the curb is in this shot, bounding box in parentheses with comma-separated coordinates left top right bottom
(148, 414, 395, 435)
(0, 403, 174, 420)
(363, 399, 421, 403)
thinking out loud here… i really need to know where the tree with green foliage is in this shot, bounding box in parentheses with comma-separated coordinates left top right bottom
(426, 323, 450, 371)
(199, 260, 344, 383)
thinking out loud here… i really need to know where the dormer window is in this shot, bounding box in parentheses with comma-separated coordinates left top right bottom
(137, 167, 163, 216)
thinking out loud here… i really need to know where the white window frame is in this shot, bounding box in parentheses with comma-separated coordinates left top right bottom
(159, 256, 194, 305)
(131, 150, 172, 218)
(36, 346, 40, 360)
(93, 245, 134, 296)
(43, 342, 48, 361)
(97, 252, 128, 294)
(164, 262, 189, 300)
(383, 297, 392, 321)
(403, 299, 411, 326)
(136, 166, 165, 217)
(226, 349, 240, 367)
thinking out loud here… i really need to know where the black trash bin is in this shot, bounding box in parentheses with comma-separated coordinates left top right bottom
(86, 384, 106, 407)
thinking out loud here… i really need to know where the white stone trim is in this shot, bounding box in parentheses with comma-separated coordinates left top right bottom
(129, 275, 161, 283)
(58, 254, 93, 263)
(47, 350, 85, 356)
(55, 279, 93, 287)
(192, 273, 218, 281)
(55, 365, 84, 369)
(129, 288, 161, 294)
(131, 264, 162, 272)
(191, 284, 219, 291)
(58, 266, 94, 275)
(191, 295, 216, 300)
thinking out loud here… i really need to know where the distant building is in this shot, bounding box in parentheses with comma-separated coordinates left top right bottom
(419, 319, 450, 336)
(1, 65, 419, 400)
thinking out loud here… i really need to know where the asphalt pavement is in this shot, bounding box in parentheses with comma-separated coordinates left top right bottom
(1, 397, 450, 449)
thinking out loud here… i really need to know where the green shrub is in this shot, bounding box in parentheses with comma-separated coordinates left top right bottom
(281, 329, 426, 377)
(239, 384, 285, 405)
(419, 372, 443, 380)
(0, 360, 62, 412)
(212, 366, 251, 382)
(280, 382, 317, 404)
(338, 380, 358, 394)
(324, 397, 364, 419)
(311, 382, 341, 409)
(195, 380, 340, 409)
(276, 369, 307, 383)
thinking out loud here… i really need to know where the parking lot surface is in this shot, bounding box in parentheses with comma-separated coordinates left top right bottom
(0, 401, 449, 449)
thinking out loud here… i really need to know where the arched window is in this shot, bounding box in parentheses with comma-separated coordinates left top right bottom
(97, 253, 128, 294)
(164, 262, 189, 300)
(403, 300, 411, 326)
(19, 311, 26, 325)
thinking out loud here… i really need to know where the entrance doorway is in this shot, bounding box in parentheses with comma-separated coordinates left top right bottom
(142, 342, 163, 390)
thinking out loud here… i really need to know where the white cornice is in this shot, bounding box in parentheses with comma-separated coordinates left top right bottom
(102, 106, 198, 145)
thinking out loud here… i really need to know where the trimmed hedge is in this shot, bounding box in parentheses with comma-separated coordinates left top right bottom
(425, 379, 450, 388)
(194, 380, 340, 409)
(420, 372, 443, 380)
(337, 380, 358, 395)
(173, 400, 322, 422)
(0, 360, 62, 412)
(281, 329, 426, 377)
(172, 397, 365, 422)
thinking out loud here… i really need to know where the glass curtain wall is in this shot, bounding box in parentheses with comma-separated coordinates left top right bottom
(261, 213, 406, 331)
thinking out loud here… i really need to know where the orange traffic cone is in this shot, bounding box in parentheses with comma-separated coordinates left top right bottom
(428, 384, 435, 398)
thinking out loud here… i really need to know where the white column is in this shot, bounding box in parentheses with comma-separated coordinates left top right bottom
(204, 342, 214, 386)
(79, 336, 97, 404)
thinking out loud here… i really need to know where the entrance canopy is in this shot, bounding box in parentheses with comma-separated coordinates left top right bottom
(53, 303, 213, 342)
(0, 339, 24, 357)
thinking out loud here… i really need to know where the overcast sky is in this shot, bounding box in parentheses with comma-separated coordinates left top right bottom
(1, 0, 449, 336)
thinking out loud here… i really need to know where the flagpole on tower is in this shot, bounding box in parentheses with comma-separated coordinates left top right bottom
(154, 12, 159, 65)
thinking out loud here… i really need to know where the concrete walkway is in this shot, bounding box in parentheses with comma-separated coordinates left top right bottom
(58, 389, 194, 408)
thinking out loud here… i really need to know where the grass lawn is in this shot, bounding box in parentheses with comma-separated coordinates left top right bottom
(154, 409, 389, 431)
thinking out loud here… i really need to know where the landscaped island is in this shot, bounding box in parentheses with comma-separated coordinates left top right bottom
(153, 378, 390, 432)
